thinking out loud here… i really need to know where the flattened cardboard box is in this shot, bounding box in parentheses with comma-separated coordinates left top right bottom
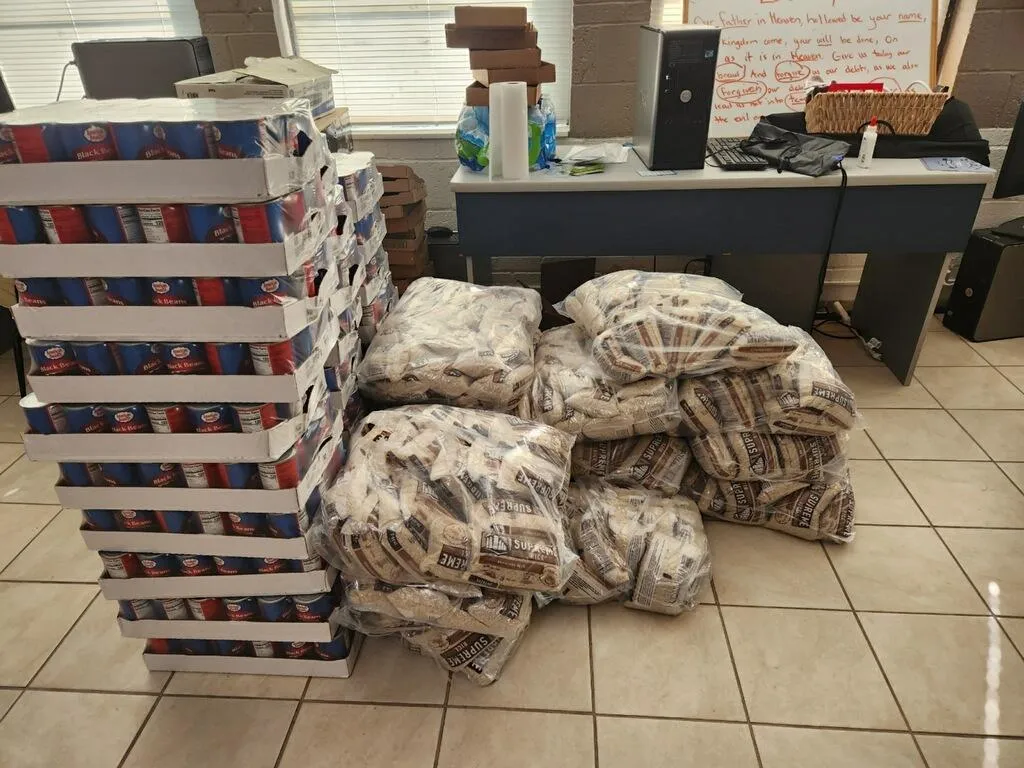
(466, 82, 539, 107)
(381, 201, 426, 232)
(144, 633, 361, 678)
(376, 164, 415, 179)
(380, 181, 426, 207)
(119, 614, 340, 642)
(388, 239, 429, 270)
(453, 6, 527, 27)
(471, 61, 555, 86)
(469, 47, 541, 69)
(384, 228, 426, 253)
(82, 527, 316, 559)
(445, 23, 538, 50)
(98, 566, 336, 599)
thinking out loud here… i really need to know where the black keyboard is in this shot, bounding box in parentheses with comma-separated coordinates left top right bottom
(707, 138, 768, 171)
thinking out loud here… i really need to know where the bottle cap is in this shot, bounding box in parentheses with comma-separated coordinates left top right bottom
(869, 116, 878, 126)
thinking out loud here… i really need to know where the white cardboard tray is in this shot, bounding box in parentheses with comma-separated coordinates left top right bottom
(0, 149, 325, 205)
(98, 567, 336, 599)
(119, 615, 338, 642)
(0, 211, 332, 278)
(355, 217, 386, 263)
(28, 314, 338, 404)
(24, 412, 307, 462)
(11, 265, 338, 342)
(81, 527, 316, 559)
(55, 429, 339, 512)
(142, 633, 361, 678)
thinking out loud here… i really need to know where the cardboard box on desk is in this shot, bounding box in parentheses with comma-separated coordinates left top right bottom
(466, 82, 539, 107)
(453, 6, 528, 27)
(471, 61, 555, 86)
(381, 201, 426, 233)
(469, 47, 541, 69)
(446, 23, 537, 50)
(175, 57, 337, 118)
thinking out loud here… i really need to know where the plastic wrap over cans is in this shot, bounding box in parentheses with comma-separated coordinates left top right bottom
(682, 462, 856, 543)
(316, 405, 577, 592)
(690, 429, 848, 483)
(357, 278, 542, 411)
(456, 97, 557, 172)
(0, 97, 320, 163)
(338, 580, 532, 638)
(403, 625, 525, 686)
(676, 330, 859, 437)
(520, 324, 681, 439)
(559, 271, 805, 382)
(570, 434, 691, 496)
(543, 480, 710, 615)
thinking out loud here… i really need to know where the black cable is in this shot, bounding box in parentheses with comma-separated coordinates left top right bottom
(55, 61, 75, 101)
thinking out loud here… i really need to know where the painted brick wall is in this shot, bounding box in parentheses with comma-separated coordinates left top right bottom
(194, 0, 280, 71)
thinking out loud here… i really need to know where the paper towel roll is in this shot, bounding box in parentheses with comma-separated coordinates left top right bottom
(498, 82, 529, 180)
(488, 81, 505, 180)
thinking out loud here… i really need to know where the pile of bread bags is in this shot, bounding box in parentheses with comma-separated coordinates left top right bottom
(314, 273, 858, 686)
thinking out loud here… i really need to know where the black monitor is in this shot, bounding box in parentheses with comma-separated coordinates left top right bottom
(994, 100, 1024, 199)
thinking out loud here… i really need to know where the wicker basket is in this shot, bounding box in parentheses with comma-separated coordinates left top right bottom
(805, 91, 948, 136)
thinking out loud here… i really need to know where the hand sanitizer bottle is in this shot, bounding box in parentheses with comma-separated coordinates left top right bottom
(858, 116, 878, 169)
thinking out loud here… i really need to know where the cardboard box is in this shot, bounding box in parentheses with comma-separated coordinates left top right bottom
(57, 431, 340, 513)
(12, 267, 338, 343)
(143, 632, 361, 678)
(82, 527, 316, 559)
(465, 82, 539, 107)
(29, 313, 337, 405)
(381, 201, 426, 232)
(376, 164, 415, 179)
(388, 239, 429, 270)
(0, 214, 332, 279)
(445, 23, 537, 50)
(453, 6, 528, 27)
(98, 566, 336, 600)
(384, 228, 426, 253)
(471, 61, 555, 86)
(380, 181, 426, 208)
(119, 614, 339, 642)
(468, 47, 541, 69)
(175, 57, 336, 117)
(0, 147, 326, 206)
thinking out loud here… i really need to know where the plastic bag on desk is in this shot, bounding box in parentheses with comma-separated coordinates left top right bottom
(681, 461, 856, 543)
(690, 429, 848, 482)
(358, 278, 542, 411)
(520, 324, 681, 440)
(402, 625, 527, 686)
(571, 434, 692, 496)
(542, 480, 710, 615)
(316, 405, 577, 591)
(455, 97, 557, 172)
(676, 330, 859, 437)
(341, 579, 532, 637)
(559, 271, 803, 382)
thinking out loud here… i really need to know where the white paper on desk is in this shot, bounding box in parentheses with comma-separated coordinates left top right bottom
(562, 143, 629, 164)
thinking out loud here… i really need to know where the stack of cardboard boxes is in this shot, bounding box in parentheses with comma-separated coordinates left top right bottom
(378, 164, 430, 294)
(445, 5, 555, 107)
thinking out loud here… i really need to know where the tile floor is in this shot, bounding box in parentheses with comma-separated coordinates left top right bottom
(0, 324, 1022, 767)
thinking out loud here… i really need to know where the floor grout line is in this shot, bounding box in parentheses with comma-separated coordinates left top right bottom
(24, 589, 100, 690)
(432, 674, 453, 768)
(271, 678, 311, 768)
(0, 504, 63, 575)
(818, 539, 932, 768)
(587, 605, 599, 768)
(114, 672, 172, 768)
(710, 583, 764, 768)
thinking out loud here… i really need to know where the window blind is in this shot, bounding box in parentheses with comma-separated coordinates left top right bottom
(0, 1, 201, 108)
(287, 0, 572, 126)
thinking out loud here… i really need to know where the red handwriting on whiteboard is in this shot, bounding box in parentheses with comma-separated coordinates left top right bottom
(717, 80, 769, 105)
(784, 90, 807, 110)
(775, 60, 811, 83)
(717, 62, 746, 82)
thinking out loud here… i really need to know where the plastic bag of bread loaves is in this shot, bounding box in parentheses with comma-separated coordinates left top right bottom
(676, 330, 858, 437)
(520, 324, 683, 439)
(559, 270, 804, 382)
(571, 434, 692, 496)
(542, 480, 711, 615)
(681, 461, 855, 542)
(689, 428, 848, 482)
(339, 579, 532, 637)
(315, 405, 578, 591)
(402, 625, 526, 686)
(357, 277, 542, 411)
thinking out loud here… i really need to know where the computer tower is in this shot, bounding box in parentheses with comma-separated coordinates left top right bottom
(944, 229, 1024, 341)
(72, 38, 214, 99)
(632, 25, 721, 171)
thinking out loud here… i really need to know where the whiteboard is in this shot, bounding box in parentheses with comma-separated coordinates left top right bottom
(685, 0, 938, 136)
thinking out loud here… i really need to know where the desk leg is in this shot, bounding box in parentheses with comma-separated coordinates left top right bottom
(850, 251, 948, 385)
(463, 253, 493, 285)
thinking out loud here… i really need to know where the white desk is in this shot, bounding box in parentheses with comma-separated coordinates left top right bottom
(451, 154, 994, 383)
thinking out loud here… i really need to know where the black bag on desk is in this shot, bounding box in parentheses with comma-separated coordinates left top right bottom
(764, 97, 990, 165)
(741, 121, 850, 176)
